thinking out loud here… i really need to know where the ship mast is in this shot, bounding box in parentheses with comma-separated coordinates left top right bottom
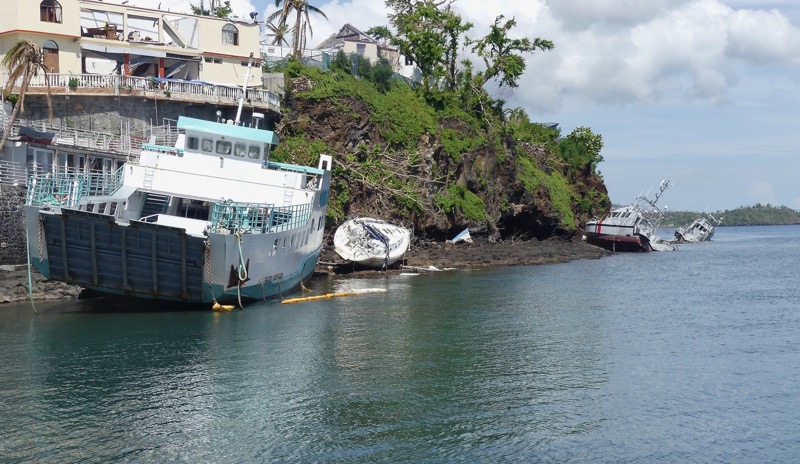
(235, 52, 254, 125)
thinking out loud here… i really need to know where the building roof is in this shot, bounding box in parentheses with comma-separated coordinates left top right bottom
(315, 23, 376, 50)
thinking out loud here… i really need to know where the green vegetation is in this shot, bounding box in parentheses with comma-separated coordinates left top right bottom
(436, 185, 487, 221)
(190, 0, 232, 18)
(271, 132, 330, 167)
(270, 1, 609, 234)
(664, 204, 800, 227)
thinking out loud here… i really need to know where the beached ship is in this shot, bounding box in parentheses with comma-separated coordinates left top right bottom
(333, 218, 411, 269)
(583, 180, 676, 252)
(23, 116, 333, 305)
(674, 213, 722, 242)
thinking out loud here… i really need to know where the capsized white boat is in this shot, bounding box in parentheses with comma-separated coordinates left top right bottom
(674, 213, 722, 242)
(584, 180, 677, 252)
(333, 218, 412, 268)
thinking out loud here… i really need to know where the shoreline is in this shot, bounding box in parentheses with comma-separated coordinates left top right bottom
(0, 237, 610, 305)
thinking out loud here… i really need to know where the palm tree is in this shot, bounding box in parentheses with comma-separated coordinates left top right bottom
(264, 19, 291, 47)
(1, 40, 53, 154)
(268, 0, 328, 58)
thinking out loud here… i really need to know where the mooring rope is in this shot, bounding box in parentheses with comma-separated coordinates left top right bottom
(25, 230, 39, 315)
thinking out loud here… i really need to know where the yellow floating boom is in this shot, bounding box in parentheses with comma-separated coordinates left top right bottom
(281, 288, 387, 304)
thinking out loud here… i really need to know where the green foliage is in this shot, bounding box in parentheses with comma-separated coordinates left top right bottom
(270, 133, 330, 167)
(371, 59, 395, 93)
(559, 126, 604, 176)
(505, 110, 560, 150)
(291, 62, 436, 148)
(436, 185, 486, 221)
(441, 127, 485, 162)
(329, 50, 351, 75)
(468, 15, 554, 88)
(517, 156, 576, 228)
(268, 1, 328, 58)
(262, 60, 288, 73)
(190, 0, 232, 18)
(386, 0, 472, 90)
(663, 204, 800, 227)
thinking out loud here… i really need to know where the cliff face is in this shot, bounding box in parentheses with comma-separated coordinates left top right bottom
(278, 83, 609, 242)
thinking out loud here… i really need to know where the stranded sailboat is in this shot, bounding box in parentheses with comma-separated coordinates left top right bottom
(333, 218, 411, 269)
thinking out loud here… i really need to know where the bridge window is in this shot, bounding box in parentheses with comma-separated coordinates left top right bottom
(187, 136, 199, 150)
(222, 24, 239, 45)
(40, 0, 62, 23)
(234, 142, 246, 157)
(248, 145, 260, 159)
(216, 140, 232, 155)
(201, 138, 214, 152)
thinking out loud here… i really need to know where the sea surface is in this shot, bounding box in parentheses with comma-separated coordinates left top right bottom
(1, 225, 799, 463)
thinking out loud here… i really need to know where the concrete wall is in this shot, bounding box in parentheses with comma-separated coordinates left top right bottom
(0, 184, 26, 265)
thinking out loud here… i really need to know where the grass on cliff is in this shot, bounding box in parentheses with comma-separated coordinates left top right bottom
(286, 62, 437, 149)
(281, 60, 603, 230)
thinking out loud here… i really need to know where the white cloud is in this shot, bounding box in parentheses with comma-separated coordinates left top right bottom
(726, 8, 800, 64)
(128, 0, 258, 20)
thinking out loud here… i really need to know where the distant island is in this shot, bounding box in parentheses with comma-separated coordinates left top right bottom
(662, 204, 800, 227)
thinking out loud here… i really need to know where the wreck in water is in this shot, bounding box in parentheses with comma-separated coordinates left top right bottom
(675, 213, 723, 243)
(583, 180, 676, 252)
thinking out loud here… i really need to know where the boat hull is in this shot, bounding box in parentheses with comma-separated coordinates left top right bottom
(26, 206, 323, 304)
(333, 218, 411, 269)
(583, 232, 653, 252)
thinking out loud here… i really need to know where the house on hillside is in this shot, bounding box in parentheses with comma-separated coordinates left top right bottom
(314, 23, 420, 83)
(0, 0, 274, 109)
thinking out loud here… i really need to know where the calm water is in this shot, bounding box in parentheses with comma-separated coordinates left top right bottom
(2, 225, 800, 463)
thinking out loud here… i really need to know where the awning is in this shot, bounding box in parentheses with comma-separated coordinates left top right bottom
(81, 42, 166, 58)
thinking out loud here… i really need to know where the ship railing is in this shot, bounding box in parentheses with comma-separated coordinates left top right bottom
(25, 166, 125, 207)
(79, 166, 125, 197)
(141, 143, 184, 156)
(210, 201, 312, 234)
(26, 173, 84, 207)
(265, 160, 325, 177)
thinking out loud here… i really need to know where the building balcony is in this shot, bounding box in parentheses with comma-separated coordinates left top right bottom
(13, 73, 280, 114)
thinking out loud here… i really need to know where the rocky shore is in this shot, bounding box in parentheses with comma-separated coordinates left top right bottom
(0, 266, 82, 304)
(316, 235, 611, 275)
(0, 237, 610, 304)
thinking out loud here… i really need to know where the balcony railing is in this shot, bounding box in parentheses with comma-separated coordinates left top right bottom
(13, 73, 280, 112)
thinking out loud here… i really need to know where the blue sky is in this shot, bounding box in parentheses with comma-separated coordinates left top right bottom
(137, 0, 800, 211)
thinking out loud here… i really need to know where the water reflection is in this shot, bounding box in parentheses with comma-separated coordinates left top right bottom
(3, 226, 800, 462)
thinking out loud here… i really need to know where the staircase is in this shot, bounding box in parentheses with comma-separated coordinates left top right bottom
(140, 193, 170, 218)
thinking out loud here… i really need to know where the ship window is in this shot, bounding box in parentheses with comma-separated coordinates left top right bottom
(318, 217, 323, 230)
(248, 145, 260, 159)
(40, 0, 62, 23)
(234, 143, 246, 157)
(201, 138, 213, 152)
(215, 140, 232, 155)
(291, 234, 295, 248)
(187, 136, 199, 150)
(272, 239, 278, 256)
(222, 24, 239, 45)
